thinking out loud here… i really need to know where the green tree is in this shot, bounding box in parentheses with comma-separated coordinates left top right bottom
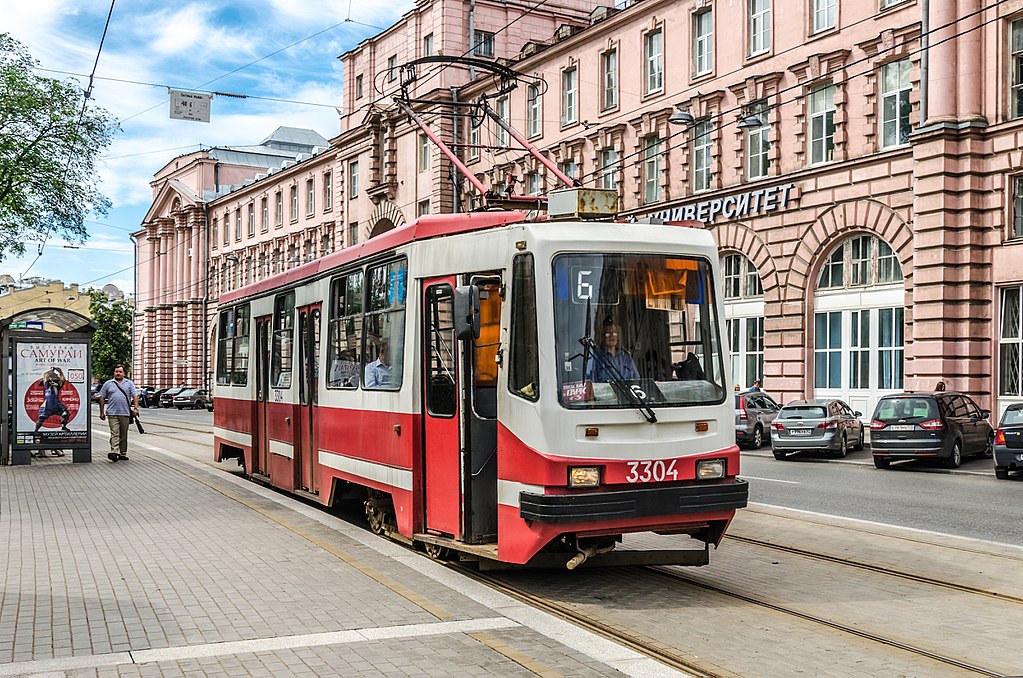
(88, 290, 132, 382)
(0, 33, 118, 260)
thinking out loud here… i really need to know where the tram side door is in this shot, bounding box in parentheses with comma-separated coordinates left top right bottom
(296, 304, 321, 494)
(254, 316, 272, 478)
(421, 279, 462, 538)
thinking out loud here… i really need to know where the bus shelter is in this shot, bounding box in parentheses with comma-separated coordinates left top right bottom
(1, 309, 96, 465)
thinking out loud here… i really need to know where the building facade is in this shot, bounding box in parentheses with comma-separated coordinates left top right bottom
(137, 0, 1023, 417)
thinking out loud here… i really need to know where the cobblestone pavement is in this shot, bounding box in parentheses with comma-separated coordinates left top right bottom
(0, 436, 679, 678)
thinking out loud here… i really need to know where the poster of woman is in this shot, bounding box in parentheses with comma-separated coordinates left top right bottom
(14, 342, 89, 446)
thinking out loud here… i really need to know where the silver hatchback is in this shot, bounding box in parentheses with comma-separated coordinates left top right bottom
(735, 392, 780, 449)
(771, 398, 865, 460)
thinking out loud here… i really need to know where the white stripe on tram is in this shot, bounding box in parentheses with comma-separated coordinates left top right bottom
(213, 427, 252, 447)
(319, 450, 414, 491)
(269, 439, 294, 459)
(498, 480, 545, 508)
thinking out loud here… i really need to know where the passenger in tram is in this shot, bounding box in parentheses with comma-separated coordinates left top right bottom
(587, 320, 640, 382)
(364, 342, 392, 387)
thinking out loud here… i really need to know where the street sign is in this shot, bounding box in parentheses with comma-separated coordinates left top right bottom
(169, 90, 211, 123)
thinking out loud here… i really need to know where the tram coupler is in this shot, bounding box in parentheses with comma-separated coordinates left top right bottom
(565, 538, 616, 570)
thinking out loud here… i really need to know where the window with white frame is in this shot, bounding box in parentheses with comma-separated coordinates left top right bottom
(349, 161, 359, 199)
(644, 136, 661, 204)
(599, 148, 618, 189)
(1014, 177, 1023, 238)
(812, 0, 836, 33)
(223, 213, 230, 245)
(818, 235, 904, 289)
(1013, 20, 1023, 119)
(849, 235, 870, 286)
(723, 255, 741, 298)
(746, 258, 763, 295)
(722, 253, 763, 299)
(559, 159, 577, 181)
(234, 208, 241, 241)
(849, 309, 870, 388)
(878, 307, 904, 389)
(1001, 286, 1023, 396)
(645, 29, 663, 94)
(814, 311, 842, 388)
(527, 172, 541, 195)
(693, 11, 713, 76)
(877, 240, 900, 282)
(323, 171, 332, 211)
(495, 96, 509, 148)
(419, 134, 431, 171)
(212, 218, 218, 249)
(747, 101, 770, 180)
(423, 33, 433, 57)
(387, 55, 397, 82)
(744, 316, 765, 385)
(348, 221, 359, 246)
(881, 59, 912, 147)
(601, 49, 618, 109)
(468, 124, 480, 160)
(261, 197, 268, 232)
(290, 185, 298, 221)
(473, 30, 495, 58)
(749, 0, 771, 56)
(306, 179, 315, 216)
(355, 75, 363, 99)
(527, 84, 542, 137)
(880, 0, 909, 7)
(692, 119, 713, 192)
(418, 199, 430, 216)
(561, 67, 578, 125)
(818, 247, 843, 289)
(275, 191, 283, 227)
(809, 84, 836, 165)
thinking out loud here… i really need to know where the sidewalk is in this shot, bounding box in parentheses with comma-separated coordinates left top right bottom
(0, 436, 681, 677)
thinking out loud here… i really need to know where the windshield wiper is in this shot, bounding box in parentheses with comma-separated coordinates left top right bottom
(579, 336, 657, 423)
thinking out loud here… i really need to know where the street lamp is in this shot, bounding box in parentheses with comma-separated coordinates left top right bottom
(668, 105, 695, 126)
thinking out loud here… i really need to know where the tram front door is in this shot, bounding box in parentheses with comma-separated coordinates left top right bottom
(254, 316, 271, 478)
(295, 304, 321, 495)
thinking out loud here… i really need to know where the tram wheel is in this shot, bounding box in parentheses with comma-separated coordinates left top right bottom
(423, 542, 452, 561)
(364, 492, 394, 536)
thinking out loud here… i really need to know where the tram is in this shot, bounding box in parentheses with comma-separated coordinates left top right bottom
(212, 189, 748, 569)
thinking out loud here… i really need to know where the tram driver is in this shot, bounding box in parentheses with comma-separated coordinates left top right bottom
(364, 342, 391, 388)
(587, 320, 640, 382)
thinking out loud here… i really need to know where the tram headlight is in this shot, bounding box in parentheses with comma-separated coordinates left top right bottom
(568, 466, 600, 488)
(696, 459, 726, 480)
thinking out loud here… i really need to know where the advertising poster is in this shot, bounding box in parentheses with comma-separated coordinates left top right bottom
(14, 341, 89, 446)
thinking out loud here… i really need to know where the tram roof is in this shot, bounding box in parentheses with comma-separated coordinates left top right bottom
(219, 210, 528, 304)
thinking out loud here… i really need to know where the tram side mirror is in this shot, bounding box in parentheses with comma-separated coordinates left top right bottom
(454, 284, 480, 341)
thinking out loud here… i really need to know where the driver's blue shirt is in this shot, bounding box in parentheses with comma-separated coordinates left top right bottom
(587, 348, 640, 382)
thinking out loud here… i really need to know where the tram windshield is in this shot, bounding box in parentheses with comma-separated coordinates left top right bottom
(553, 253, 726, 412)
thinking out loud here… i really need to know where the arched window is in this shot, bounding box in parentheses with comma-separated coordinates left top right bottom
(721, 253, 764, 389)
(817, 235, 903, 289)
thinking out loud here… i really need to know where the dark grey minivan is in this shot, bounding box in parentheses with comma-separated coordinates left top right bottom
(870, 392, 993, 469)
(994, 403, 1023, 479)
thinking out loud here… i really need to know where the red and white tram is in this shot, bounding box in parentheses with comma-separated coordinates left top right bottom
(213, 194, 748, 568)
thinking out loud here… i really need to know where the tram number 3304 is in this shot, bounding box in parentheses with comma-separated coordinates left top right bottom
(625, 459, 679, 483)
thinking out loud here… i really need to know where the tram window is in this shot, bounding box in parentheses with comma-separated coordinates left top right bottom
(472, 278, 502, 418)
(216, 304, 250, 386)
(326, 272, 364, 389)
(509, 254, 539, 401)
(364, 258, 407, 390)
(271, 293, 295, 389)
(425, 284, 457, 416)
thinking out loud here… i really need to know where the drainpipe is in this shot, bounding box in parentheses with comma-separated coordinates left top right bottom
(201, 209, 209, 390)
(468, 0, 476, 80)
(920, 0, 929, 126)
(451, 86, 460, 213)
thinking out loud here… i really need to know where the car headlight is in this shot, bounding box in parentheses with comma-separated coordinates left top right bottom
(568, 466, 600, 488)
(696, 459, 726, 480)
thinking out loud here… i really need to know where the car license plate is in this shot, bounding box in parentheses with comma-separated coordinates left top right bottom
(889, 424, 914, 431)
(790, 429, 811, 436)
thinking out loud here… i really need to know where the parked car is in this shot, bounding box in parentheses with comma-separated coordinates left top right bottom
(138, 386, 156, 408)
(735, 391, 780, 448)
(159, 387, 186, 408)
(993, 403, 1023, 479)
(173, 389, 210, 410)
(870, 391, 993, 469)
(90, 383, 102, 403)
(206, 395, 214, 412)
(771, 398, 864, 460)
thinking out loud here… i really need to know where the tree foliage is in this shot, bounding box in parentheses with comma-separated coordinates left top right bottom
(88, 290, 133, 382)
(0, 33, 119, 261)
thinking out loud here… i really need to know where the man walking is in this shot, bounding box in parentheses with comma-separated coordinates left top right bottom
(97, 364, 139, 462)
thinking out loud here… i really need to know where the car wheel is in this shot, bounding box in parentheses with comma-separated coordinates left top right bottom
(773, 449, 786, 460)
(995, 467, 1010, 480)
(982, 433, 994, 458)
(854, 430, 865, 451)
(176, 405, 183, 410)
(873, 456, 891, 469)
(944, 441, 963, 469)
(752, 426, 763, 449)
(836, 434, 848, 459)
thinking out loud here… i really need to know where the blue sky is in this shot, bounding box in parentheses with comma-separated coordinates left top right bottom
(3, 0, 415, 296)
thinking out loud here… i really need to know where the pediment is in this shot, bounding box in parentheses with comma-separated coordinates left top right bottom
(142, 179, 203, 224)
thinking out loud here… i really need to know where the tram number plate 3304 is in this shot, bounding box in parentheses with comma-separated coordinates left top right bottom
(625, 459, 679, 483)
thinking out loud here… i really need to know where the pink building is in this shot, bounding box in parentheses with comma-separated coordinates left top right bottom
(137, 0, 1023, 418)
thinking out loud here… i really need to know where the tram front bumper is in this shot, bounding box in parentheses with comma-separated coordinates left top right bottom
(518, 478, 749, 524)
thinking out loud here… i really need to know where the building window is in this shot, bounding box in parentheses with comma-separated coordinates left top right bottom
(818, 247, 843, 288)
(747, 101, 770, 180)
(599, 148, 618, 190)
(878, 307, 904, 389)
(387, 55, 397, 82)
(561, 66, 577, 125)
(211, 218, 218, 249)
(467, 123, 480, 160)
(809, 84, 836, 165)
(423, 33, 433, 56)
(749, 0, 771, 56)
(323, 171, 332, 211)
(849, 309, 870, 388)
(527, 172, 541, 195)
(223, 213, 230, 245)
(644, 136, 661, 204)
(1013, 20, 1023, 119)
(877, 241, 900, 282)
(419, 133, 431, 171)
(527, 84, 542, 137)
(745, 316, 765, 385)
(819, 235, 904, 289)
(275, 191, 283, 227)
(260, 197, 268, 232)
(234, 208, 241, 241)
(723, 255, 741, 298)
(692, 119, 713, 192)
(1001, 286, 1023, 395)
(812, 0, 836, 33)
(495, 96, 509, 148)
(290, 185, 298, 221)
(849, 235, 871, 286)
(355, 74, 363, 99)
(693, 11, 713, 76)
(814, 311, 842, 388)
(349, 161, 359, 199)
(722, 254, 763, 299)
(645, 29, 663, 94)
(746, 258, 763, 295)
(418, 199, 430, 216)
(601, 49, 618, 110)
(473, 30, 494, 58)
(559, 160, 577, 182)
(881, 59, 911, 147)
(306, 178, 315, 216)
(348, 221, 359, 246)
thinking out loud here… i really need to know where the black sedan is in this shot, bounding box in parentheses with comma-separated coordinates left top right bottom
(994, 404, 1023, 479)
